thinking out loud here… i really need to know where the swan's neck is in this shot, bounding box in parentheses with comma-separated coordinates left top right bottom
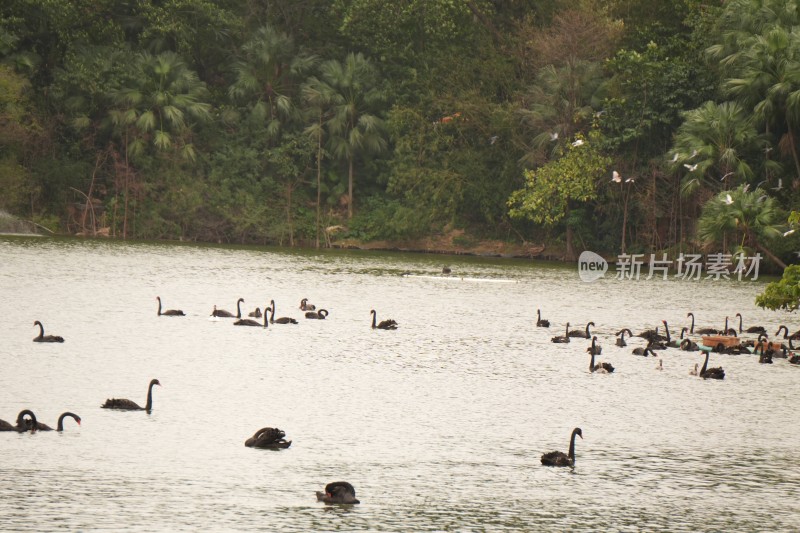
(589, 351, 595, 372)
(157, 298, 162, 315)
(36, 322, 44, 338)
(585, 324, 591, 336)
(372, 311, 377, 328)
(701, 352, 709, 375)
(738, 314, 743, 333)
(236, 300, 243, 318)
(270, 302, 276, 322)
(568, 431, 578, 461)
(263, 311, 269, 328)
(663, 322, 671, 342)
(689, 313, 694, 333)
(146, 383, 155, 411)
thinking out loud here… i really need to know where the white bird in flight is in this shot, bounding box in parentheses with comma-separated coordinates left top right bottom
(784, 229, 796, 237)
(670, 153, 680, 163)
(625, 177, 634, 183)
(612, 171, 622, 183)
(724, 194, 734, 205)
(572, 139, 584, 147)
(549, 132, 559, 141)
(684, 163, 698, 172)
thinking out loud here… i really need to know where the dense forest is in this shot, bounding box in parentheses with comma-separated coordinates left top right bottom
(0, 0, 798, 268)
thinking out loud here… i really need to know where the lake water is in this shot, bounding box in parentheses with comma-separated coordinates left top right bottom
(1, 236, 798, 531)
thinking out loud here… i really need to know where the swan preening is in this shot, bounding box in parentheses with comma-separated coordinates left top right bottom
(101, 379, 161, 411)
(536, 309, 550, 328)
(541, 428, 583, 467)
(244, 427, 291, 449)
(305, 309, 328, 319)
(551, 322, 570, 343)
(269, 300, 298, 324)
(300, 298, 316, 311)
(632, 344, 657, 356)
(248, 307, 262, 318)
(0, 410, 37, 432)
(371, 309, 398, 330)
(156, 296, 185, 316)
(316, 481, 360, 504)
(699, 352, 725, 380)
(33, 321, 64, 343)
(211, 298, 244, 318)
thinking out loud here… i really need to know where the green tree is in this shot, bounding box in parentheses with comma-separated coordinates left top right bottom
(508, 131, 612, 260)
(756, 264, 800, 311)
(318, 52, 388, 219)
(696, 184, 787, 268)
(108, 51, 211, 237)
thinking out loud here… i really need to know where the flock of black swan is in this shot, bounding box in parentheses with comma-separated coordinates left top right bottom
(12, 296, 798, 504)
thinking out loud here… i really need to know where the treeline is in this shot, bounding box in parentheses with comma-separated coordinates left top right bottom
(0, 0, 797, 266)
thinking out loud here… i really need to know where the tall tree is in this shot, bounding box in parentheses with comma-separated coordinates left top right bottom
(318, 52, 388, 219)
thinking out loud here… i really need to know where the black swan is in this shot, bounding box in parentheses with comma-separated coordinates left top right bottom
(316, 481, 360, 504)
(101, 378, 161, 411)
(33, 321, 64, 343)
(774, 325, 798, 340)
(156, 296, 184, 316)
(637, 326, 666, 343)
(589, 345, 614, 373)
(269, 300, 298, 324)
(687, 312, 718, 335)
(662, 321, 680, 348)
(568, 322, 594, 339)
(305, 309, 328, 319)
(0, 410, 37, 432)
(541, 427, 583, 467)
(28, 412, 81, 431)
(536, 309, 550, 328)
(211, 298, 244, 318)
(370, 309, 398, 330)
(722, 316, 737, 336)
(551, 322, 570, 343)
(632, 344, 657, 356)
(299, 298, 316, 311)
(680, 338, 699, 351)
(442, 265, 452, 274)
(244, 427, 291, 449)
(615, 328, 633, 347)
(586, 336, 602, 356)
(735, 312, 766, 335)
(699, 352, 725, 380)
(248, 307, 262, 318)
(234, 308, 269, 327)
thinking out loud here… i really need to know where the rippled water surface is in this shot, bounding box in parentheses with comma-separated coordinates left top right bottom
(1, 237, 798, 531)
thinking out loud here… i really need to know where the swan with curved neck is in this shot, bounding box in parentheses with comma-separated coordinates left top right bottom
(30, 412, 82, 431)
(316, 481, 360, 504)
(689, 363, 699, 376)
(33, 321, 64, 343)
(370, 309, 398, 330)
(632, 344, 656, 356)
(776, 325, 789, 339)
(248, 307, 262, 318)
(305, 309, 328, 319)
(687, 312, 718, 335)
(569, 322, 594, 339)
(156, 297, 184, 316)
(586, 336, 602, 356)
(536, 309, 550, 328)
(541, 428, 583, 467)
(245, 427, 291, 449)
(269, 300, 298, 324)
(699, 352, 725, 380)
(0, 410, 37, 432)
(299, 298, 317, 311)
(101, 379, 161, 411)
(680, 338, 699, 351)
(211, 298, 244, 318)
(735, 312, 765, 335)
(551, 322, 570, 343)
(615, 328, 633, 347)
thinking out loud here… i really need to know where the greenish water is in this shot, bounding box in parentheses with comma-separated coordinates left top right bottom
(0, 236, 797, 531)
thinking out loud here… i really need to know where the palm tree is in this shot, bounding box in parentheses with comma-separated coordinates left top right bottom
(318, 52, 388, 219)
(108, 51, 211, 237)
(697, 185, 787, 268)
(302, 76, 336, 247)
(670, 101, 761, 197)
(228, 25, 315, 142)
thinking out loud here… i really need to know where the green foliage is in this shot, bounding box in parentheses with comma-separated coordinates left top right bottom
(756, 264, 800, 312)
(508, 131, 612, 226)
